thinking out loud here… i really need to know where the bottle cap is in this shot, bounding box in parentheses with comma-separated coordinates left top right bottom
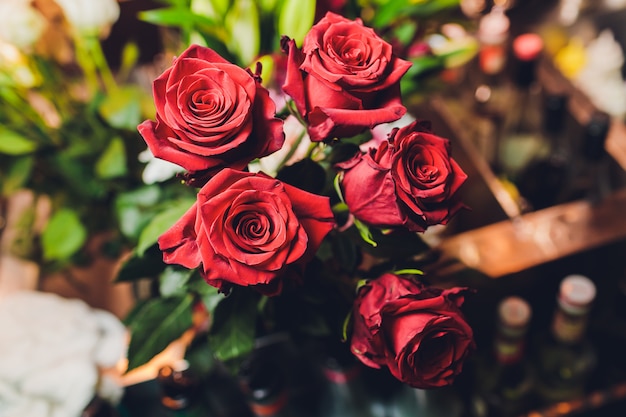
(558, 274, 596, 314)
(478, 6, 510, 45)
(498, 296, 532, 329)
(513, 33, 544, 61)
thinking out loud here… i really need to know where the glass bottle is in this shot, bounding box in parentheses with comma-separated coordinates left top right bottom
(156, 359, 210, 417)
(470, 296, 535, 417)
(466, 5, 511, 165)
(497, 32, 545, 181)
(533, 274, 598, 405)
(390, 385, 465, 417)
(316, 343, 379, 417)
(516, 93, 571, 210)
(564, 111, 612, 204)
(238, 352, 298, 417)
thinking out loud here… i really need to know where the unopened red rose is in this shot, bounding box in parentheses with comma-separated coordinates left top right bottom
(282, 12, 412, 142)
(138, 45, 284, 179)
(350, 273, 474, 388)
(158, 168, 335, 296)
(336, 121, 467, 232)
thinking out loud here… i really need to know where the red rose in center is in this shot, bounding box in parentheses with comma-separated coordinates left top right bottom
(158, 169, 336, 295)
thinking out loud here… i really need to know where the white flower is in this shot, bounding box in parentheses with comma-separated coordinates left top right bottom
(54, 0, 120, 36)
(0, 1, 46, 50)
(575, 30, 626, 118)
(138, 148, 185, 184)
(0, 291, 127, 417)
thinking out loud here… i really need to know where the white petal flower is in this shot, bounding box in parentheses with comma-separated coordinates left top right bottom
(0, 1, 46, 50)
(138, 149, 185, 184)
(0, 291, 127, 417)
(54, 0, 120, 36)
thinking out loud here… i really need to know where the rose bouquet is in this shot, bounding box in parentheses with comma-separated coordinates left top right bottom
(118, 0, 476, 395)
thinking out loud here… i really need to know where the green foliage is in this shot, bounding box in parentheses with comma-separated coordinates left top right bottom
(114, 185, 163, 241)
(159, 266, 195, 297)
(208, 288, 259, 364)
(188, 273, 225, 315)
(277, 0, 315, 46)
(0, 127, 38, 155)
(40, 209, 88, 262)
(137, 198, 196, 256)
(115, 245, 167, 283)
(1, 156, 33, 196)
(370, 0, 460, 28)
(98, 86, 148, 130)
(95, 136, 127, 179)
(125, 294, 194, 371)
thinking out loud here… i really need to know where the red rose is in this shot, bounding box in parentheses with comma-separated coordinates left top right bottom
(158, 168, 335, 296)
(282, 12, 412, 142)
(138, 45, 284, 178)
(350, 273, 474, 388)
(336, 121, 467, 232)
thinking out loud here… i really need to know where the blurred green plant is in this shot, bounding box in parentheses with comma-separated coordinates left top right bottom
(0, 1, 153, 273)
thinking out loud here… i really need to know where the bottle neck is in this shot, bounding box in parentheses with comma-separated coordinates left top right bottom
(551, 304, 590, 344)
(494, 325, 528, 365)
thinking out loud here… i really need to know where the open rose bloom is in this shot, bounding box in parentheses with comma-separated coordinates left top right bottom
(351, 273, 475, 389)
(133, 10, 474, 389)
(282, 12, 412, 142)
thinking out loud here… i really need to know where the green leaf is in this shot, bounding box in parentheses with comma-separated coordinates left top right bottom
(188, 273, 224, 315)
(114, 185, 162, 240)
(277, 0, 315, 46)
(139, 7, 217, 27)
(137, 198, 196, 256)
(41, 209, 88, 261)
(126, 295, 194, 371)
(372, 0, 459, 28)
(50, 153, 107, 200)
(224, 0, 260, 66)
(159, 266, 194, 297)
(115, 245, 166, 282)
(116, 185, 162, 207)
(394, 268, 424, 276)
(354, 218, 377, 247)
(98, 86, 146, 130)
(0, 127, 38, 155)
(1, 156, 33, 196)
(184, 334, 216, 376)
(341, 309, 352, 342)
(408, 55, 444, 79)
(95, 136, 127, 179)
(208, 288, 258, 363)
